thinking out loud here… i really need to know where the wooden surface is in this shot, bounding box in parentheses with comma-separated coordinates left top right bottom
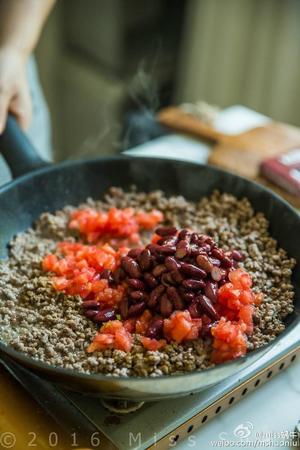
(158, 106, 300, 208)
(0, 366, 92, 450)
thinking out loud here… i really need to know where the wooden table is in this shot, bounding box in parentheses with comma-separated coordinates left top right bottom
(0, 366, 91, 450)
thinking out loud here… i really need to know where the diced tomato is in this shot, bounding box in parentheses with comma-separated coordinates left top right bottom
(211, 317, 248, 363)
(52, 277, 69, 291)
(218, 283, 241, 310)
(87, 334, 114, 352)
(42, 254, 58, 272)
(151, 233, 161, 244)
(87, 320, 133, 353)
(163, 311, 202, 343)
(123, 318, 136, 333)
(254, 292, 264, 305)
(114, 328, 133, 352)
(229, 269, 252, 290)
(140, 336, 166, 351)
(42, 242, 125, 304)
(100, 320, 123, 334)
(135, 210, 163, 229)
(238, 305, 254, 334)
(68, 207, 163, 244)
(135, 310, 152, 335)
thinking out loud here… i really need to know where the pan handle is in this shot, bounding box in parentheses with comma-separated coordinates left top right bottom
(0, 115, 49, 178)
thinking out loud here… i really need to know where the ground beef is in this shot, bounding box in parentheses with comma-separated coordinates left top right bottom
(0, 188, 296, 376)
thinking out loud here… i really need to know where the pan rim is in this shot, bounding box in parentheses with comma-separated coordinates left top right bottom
(0, 154, 299, 383)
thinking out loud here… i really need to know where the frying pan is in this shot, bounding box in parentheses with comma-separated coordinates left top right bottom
(0, 116, 299, 401)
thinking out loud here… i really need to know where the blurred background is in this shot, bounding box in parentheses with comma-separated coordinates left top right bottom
(35, 0, 300, 161)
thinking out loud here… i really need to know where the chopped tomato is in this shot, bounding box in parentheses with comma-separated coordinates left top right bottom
(123, 318, 137, 333)
(163, 311, 202, 344)
(114, 328, 133, 352)
(229, 269, 252, 290)
(140, 336, 166, 351)
(211, 317, 248, 363)
(151, 233, 161, 244)
(135, 210, 163, 229)
(42, 254, 58, 272)
(88, 320, 133, 353)
(254, 292, 264, 305)
(42, 242, 125, 303)
(69, 207, 163, 243)
(238, 305, 254, 334)
(135, 310, 152, 335)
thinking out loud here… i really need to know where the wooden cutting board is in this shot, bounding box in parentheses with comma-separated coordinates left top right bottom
(157, 107, 300, 208)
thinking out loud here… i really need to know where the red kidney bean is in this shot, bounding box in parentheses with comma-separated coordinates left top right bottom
(148, 285, 165, 308)
(143, 272, 158, 288)
(93, 308, 116, 323)
(209, 257, 221, 267)
(82, 300, 99, 309)
(161, 272, 175, 286)
(160, 294, 173, 317)
(152, 264, 167, 277)
(232, 260, 238, 269)
(178, 229, 191, 241)
(155, 226, 177, 237)
(180, 263, 207, 279)
(182, 292, 195, 303)
(204, 236, 215, 246)
(189, 244, 201, 256)
(204, 280, 218, 303)
(146, 243, 159, 255)
(100, 269, 112, 280)
(171, 270, 184, 284)
(196, 254, 213, 272)
(119, 297, 129, 319)
(130, 290, 146, 301)
(138, 248, 152, 271)
(127, 278, 145, 290)
(113, 266, 126, 283)
(211, 248, 224, 260)
(84, 309, 99, 319)
(121, 256, 142, 278)
(154, 244, 176, 255)
(211, 266, 223, 282)
(201, 322, 213, 338)
(128, 302, 146, 317)
(190, 233, 200, 244)
(196, 295, 219, 320)
(218, 278, 227, 286)
(199, 243, 211, 253)
(128, 248, 143, 258)
(157, 236, 179, 246)
(221, 256, 233, 268)
(188, 302, 201, 318)
(165, 256, 181, 271)
(182, 279, 206, 290)
(175, 240, 190, 258)
(167, 286, 185, 310)
(231, 250, 244, 261)
(147, 318, 164, 339)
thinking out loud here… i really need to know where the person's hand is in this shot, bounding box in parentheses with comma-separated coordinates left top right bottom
(0, 47, 32, 133)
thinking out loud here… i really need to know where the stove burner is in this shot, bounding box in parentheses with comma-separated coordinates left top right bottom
(101, 399, 145, 414)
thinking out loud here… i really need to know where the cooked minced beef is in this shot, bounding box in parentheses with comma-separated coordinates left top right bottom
(0, 188, 296, 376)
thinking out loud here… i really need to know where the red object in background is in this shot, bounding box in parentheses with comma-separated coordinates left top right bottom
(261, 148, 300, 198)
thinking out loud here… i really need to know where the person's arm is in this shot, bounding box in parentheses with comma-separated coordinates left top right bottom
(0, 0, 55, 133)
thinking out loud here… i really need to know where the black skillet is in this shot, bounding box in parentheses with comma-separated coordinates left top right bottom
(0, 116, 299, 401)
